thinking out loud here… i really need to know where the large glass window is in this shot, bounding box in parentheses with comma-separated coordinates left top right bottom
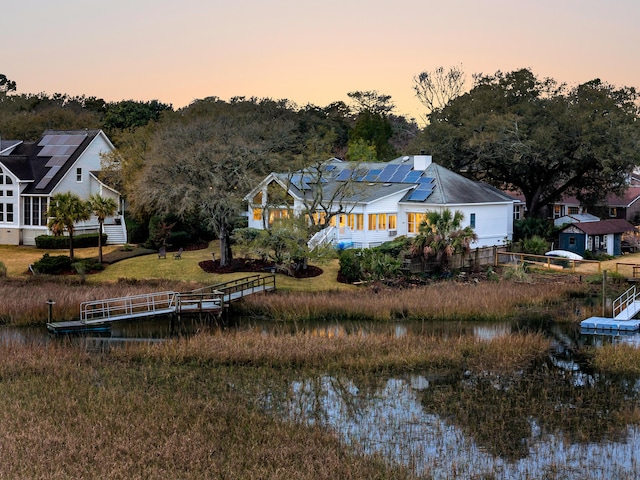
(22, 197, 49, 226)
(23, 197, 31, 225)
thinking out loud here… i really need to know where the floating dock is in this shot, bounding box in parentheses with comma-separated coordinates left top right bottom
(46, 321, 111, 335)
(580, 317, 640, 332)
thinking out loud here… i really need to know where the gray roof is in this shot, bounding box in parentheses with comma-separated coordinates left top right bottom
(0, 130, 101, 194)
(276, 155, 515, 206)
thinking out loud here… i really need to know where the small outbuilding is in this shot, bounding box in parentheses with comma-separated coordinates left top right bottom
(558, 219, 635, 256)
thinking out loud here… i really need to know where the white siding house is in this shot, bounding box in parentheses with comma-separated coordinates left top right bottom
(0, 129, 127, 246)
(246, 154, 516, 249)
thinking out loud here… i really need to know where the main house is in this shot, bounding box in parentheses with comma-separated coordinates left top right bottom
(245, 154, 517, 249)
(0, 129, 127, 246)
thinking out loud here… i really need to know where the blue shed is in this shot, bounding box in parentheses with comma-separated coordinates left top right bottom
(559, 219, 635, 256)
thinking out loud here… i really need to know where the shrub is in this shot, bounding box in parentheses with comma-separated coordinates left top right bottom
(374, 236, 412, 257)
(520, 235, 548, 255)
(338, 250, 363, 283)
(168, 230, 190, 248)
(125, 216, 148, 244)
(32, 254, 72, 275)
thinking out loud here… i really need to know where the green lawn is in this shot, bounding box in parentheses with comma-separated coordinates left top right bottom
(0, 243, 353, 293)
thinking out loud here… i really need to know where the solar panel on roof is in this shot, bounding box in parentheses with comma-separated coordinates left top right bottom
(35, 166, 62, 189)
(418, 176, 435, 184)
(38, 145, 76, 157)
(376, 165, 398, 182)
(38, 134, 85, 147)
(407, 189, 433, 201)
(45, 155, 69, 167)
(402, 171, 422, 183)
(335, 169, 354, 181)
(364, 169, 381, 182)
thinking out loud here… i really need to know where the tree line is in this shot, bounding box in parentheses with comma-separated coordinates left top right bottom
(1, 68, 639, 264)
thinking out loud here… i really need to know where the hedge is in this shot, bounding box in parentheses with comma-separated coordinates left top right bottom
(35, 233, 107, 249)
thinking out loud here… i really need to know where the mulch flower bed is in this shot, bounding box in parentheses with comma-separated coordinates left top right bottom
(198, 258, 323, 278)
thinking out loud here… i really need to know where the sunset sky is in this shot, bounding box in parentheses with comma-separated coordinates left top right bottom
(5, 0, 639, 122)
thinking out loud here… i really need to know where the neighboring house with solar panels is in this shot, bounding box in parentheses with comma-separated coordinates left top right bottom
(245, 154, 517, 249)
(0, 129, 127, 246)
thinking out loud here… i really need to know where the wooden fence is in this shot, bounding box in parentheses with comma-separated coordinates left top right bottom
(404, 247, 603, 275)
(403, 246, 500, 274)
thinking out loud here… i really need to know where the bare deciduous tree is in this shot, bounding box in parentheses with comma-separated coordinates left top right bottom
(413, 65, 466, 119)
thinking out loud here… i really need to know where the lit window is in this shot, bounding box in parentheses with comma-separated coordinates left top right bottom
(253, 208, 262, 221)
(378, 213, 387, 230)
(610, 207, 617, 217)
(407, 212, 426, 233)
(355, 214, 363, 230)
(368, 214, 377, 231)
(388, 214, 397, 230)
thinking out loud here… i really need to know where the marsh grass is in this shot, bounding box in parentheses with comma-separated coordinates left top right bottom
(0, 330, 551, 479)
(0, 277, 207, 325)
(590, 343, 640, 376)
(238, 277, 589, 322)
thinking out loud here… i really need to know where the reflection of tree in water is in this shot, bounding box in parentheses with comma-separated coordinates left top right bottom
(420, 362, 639, 460)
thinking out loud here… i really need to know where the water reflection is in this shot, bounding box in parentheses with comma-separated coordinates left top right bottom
(269, 372, 640, 479)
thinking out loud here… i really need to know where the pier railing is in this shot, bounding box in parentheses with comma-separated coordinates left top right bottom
(76, 275, 275, 325)
(81, 291, 178, 324)
(192, 274, 276, 303)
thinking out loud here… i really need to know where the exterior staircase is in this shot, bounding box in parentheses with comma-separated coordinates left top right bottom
(613, 285, 640, 320)
(103, 223, 128, 245)
(307, 226, 336, 250)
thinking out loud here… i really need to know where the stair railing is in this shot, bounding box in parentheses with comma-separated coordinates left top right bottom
(613, 285, 638, 319)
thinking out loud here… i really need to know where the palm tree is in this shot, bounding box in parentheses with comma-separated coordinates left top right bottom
(47, 192, 91, 261)
(89, 193, 118, 263)
(410, 209, 478, 271)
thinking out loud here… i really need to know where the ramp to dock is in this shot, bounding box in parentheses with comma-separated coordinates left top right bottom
(47, 274, 276, 333)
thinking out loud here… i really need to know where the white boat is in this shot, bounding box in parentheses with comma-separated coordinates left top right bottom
(545, 250, 584, 260)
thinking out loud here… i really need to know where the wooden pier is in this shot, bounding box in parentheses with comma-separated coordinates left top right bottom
(47, 274, 275, 334)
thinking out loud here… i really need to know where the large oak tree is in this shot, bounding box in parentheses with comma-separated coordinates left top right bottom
(417, 69, 640, 218)
(130, 97, 300, 266)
